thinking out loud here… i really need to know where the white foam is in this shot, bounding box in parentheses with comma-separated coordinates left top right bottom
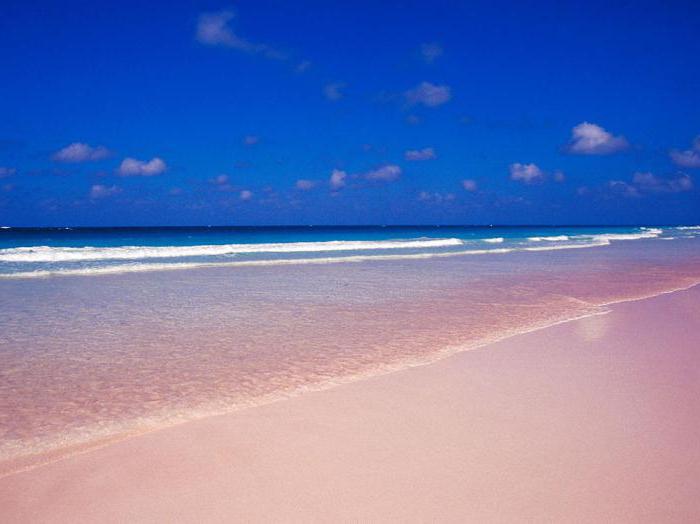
(0, 240, 619, 279)
(585, 227, 662, 242)
(0, 237, 464, 263)
(0, 249, 512, 278)
(526, 227, 663, 246)
(524, 239, 610, 251)
(528, 235, 570, 242)
(0, 227, 676, 279)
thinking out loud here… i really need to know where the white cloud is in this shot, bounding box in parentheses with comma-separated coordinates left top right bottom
(195, 9, 283, 59)
(669, 137, 700, 168)
(509, 162, 544, 183)
(324, 82, 345, 101)
(118, 157, 166, 176)
(328, 165, 402, 189)
(405, 147, 436, 161)
(295, 179, 316, 190)
(566, 122, 629, 155)
(89, 184, 121, 199)
(632, 171, 693, 193)
(670, 150, 700, 168)
(53, 142, 110, 162)
(243, 135, 260, 146)
(462, 179, 477, 191)
(553, 170, 566, 182)
(329, 169, 347, 190)
(0, 167, 16, 178)
(405, 82, 451, 107)
(364, 164, 402, 182)
(420, 42, 443, 63)
(240, 189, 253, 201)
(418, 191, 455, 203)
(209, 174, 235, 192)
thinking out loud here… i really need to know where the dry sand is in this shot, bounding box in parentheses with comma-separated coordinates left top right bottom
(1, 286, 699, 523)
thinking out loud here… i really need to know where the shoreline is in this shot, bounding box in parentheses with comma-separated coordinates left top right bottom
(2, 278, 699, 480)
(2, 283, 700, 521)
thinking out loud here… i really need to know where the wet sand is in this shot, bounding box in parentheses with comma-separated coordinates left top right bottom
(1, 286, 699, 523)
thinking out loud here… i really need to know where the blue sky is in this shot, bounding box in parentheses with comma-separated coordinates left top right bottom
(1, 0, 699, 226)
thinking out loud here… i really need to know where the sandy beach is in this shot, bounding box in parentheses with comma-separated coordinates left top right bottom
(1, 285, 698, 522)
(3, 0, 699, 519)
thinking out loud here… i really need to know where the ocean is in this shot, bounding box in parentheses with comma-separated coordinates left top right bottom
(1, 225, 700, 474)
(0, 225, 694, 278)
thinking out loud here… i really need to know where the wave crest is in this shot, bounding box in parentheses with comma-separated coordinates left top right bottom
(528, 235, 570, 242)
(0, 238, 464, 263)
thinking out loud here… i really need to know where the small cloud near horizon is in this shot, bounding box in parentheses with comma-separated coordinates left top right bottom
(364, 164, 402, 182)
(509, 162, 545, 184)
(405, 147, 436, 161)
(405, 82, 451, 107)
(329, 169, 347, 190)
(117, 157, 167, 176)
(565, 122, 629, 155)
(53, 142, 110, 163)
(89, 184, 121, 199)
(210, 174, 236, 192)
(670, 136, 700, 168)
(418, 190, 455, 203)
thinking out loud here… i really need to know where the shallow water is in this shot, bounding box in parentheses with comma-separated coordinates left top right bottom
(1, 228, 699, 473)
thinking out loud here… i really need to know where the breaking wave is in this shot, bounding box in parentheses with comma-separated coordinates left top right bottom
(0, 238, 464, 263)
(528, 235, 570, 242)
(0, 227, 673, 279)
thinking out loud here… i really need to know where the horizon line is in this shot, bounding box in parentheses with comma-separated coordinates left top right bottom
(1, 223, 695, 230)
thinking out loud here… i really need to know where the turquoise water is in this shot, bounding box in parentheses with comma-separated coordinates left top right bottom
(1, 225, 696, 278)
(0, 225, 678, 248)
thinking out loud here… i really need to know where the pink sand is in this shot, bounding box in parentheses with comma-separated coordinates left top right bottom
(1, 286, 699, 522)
